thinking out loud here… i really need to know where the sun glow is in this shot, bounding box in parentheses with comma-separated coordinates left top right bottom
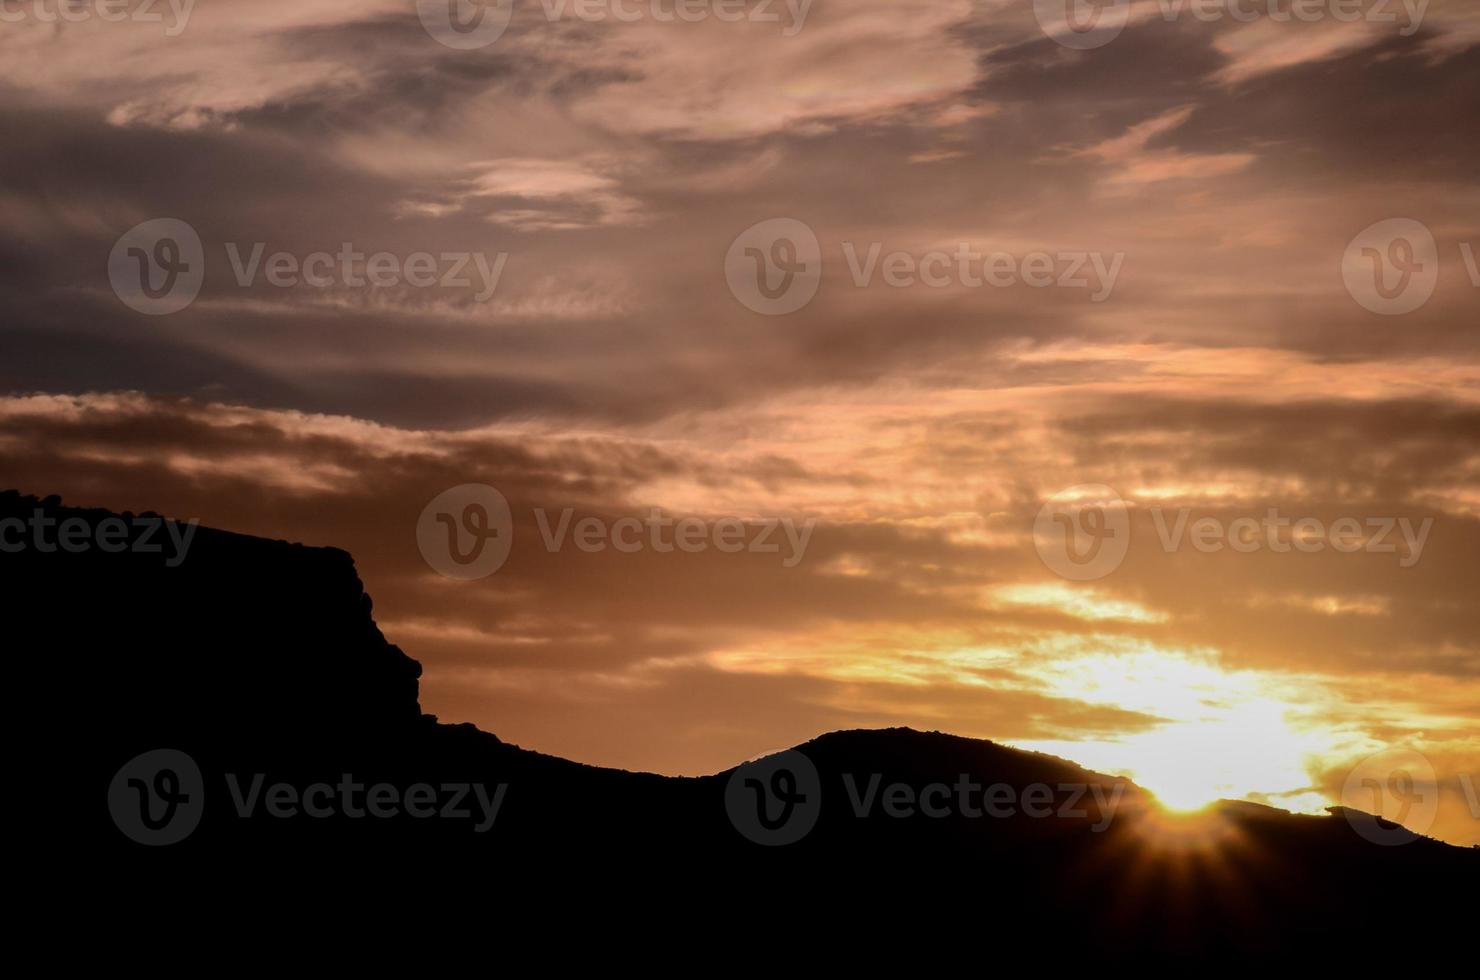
(1135, 806, 1245, 854)
(990, 583, 1169, 624)
(1017, 650, 1335, 813)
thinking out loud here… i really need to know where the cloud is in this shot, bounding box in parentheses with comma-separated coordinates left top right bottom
(3, 387, 1478, 812)
(1213, 16, 1388, 83)
(1073, 105, 1256, 187)
(2, 2, 1479, 835)
(462, 158, 645, 229)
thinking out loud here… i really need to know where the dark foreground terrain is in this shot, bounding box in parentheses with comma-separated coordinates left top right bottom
(7, 490, 1473, 955)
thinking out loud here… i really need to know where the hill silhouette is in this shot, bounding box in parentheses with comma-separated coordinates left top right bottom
(7, 489, 1472, 955)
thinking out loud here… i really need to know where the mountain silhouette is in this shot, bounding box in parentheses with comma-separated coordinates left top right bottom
(8, 489, 1472, 956)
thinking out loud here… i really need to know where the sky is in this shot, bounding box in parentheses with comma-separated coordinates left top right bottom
(1, 1, 1477, 845)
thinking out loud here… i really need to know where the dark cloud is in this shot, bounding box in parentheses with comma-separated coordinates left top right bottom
(1, 3, 1476, 839)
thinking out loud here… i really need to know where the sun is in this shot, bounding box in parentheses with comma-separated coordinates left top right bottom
(1015, 649, 1337, 814)
(1148, 780, 1222, 814)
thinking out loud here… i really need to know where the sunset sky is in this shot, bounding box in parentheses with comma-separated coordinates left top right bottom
(1, 1, 1476, 845)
